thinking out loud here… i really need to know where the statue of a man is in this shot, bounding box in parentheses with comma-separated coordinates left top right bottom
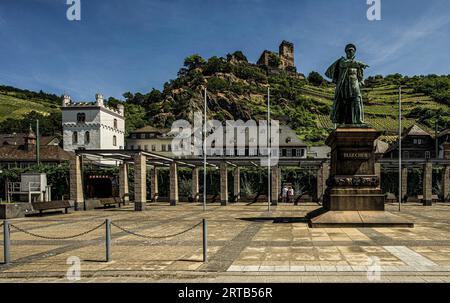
(325, 44, 369, 126)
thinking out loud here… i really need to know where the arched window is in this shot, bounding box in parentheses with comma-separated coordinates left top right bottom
(113, 135, 117, 147)
(72, 132, 78, 144)
(114, 119, 118, 129)
(85, 131, 90, 144)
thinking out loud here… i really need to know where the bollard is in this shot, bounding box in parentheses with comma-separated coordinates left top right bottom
(202, 219, 207, 263)
(105, 219, 111, 262)
(3, 220, 10, 265)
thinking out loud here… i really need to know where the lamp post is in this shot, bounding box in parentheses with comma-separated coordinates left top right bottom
(398, 86, 402, 212)
(267, 87, 271, 212)
(203, 88, 207, 212)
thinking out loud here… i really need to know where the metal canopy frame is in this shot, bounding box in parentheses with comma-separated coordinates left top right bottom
(75, 149, 328, 169)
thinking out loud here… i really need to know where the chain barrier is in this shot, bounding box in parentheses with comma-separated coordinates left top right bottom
(10, 222, 105, 240)
(111, 221, 202, 240)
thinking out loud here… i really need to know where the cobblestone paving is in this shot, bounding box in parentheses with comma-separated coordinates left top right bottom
(1, 202, 450, 282)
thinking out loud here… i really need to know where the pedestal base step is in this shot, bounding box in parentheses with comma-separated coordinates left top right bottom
(308, 209, 414, 228)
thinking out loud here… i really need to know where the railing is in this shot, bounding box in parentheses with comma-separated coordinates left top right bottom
(1, 219, 208, 265)
(7, 182, 42, 193)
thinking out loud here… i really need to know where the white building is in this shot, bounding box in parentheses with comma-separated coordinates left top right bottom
(62, 94, 125, 152)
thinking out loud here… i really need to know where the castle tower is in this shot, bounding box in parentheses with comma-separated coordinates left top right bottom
(62, 93, 125, 152)
(24, 126, 36, 151)
(279, 40, 295, 72)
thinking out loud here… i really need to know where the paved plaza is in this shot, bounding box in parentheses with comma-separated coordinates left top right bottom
(1, 202, 450, 283)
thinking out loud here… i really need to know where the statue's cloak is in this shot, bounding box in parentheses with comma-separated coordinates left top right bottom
(325, 57, 344, 84)
(325, 57, 346, 123)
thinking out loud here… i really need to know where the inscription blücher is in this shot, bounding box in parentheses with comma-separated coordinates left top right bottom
(340, 152, 371, 159)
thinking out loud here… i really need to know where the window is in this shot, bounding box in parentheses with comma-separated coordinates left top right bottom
(144, 145, 148, 151)
(425, 151, 431, 159)
(114, 119, 118, 129)
(72, 132, 78, 144)
(162, 145, 166, 152)
(140, 133, 145, 139)
(77, 113, 86, 123)
(85, 131, 90, 144)
(168, 144, 172, 151)
(404, 151, 410, 159)
(151, 145, 156, 151)
(113, 135, 117, 147)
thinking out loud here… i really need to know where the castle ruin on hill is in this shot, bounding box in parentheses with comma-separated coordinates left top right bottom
(257, 40, 303, 77)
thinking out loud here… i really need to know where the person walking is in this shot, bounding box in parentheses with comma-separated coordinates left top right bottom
(288, 187, 295, 203)
(282, 185, 288, 203)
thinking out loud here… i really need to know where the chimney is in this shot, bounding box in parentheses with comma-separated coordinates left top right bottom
(62, 95, 71, 107)
(96, 93, 104, 107)
(117, 104, 125, 116)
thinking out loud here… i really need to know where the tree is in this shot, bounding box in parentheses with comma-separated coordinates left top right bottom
(268, 53, 280, 67)
(183, 54, 206, 71)
(226, 51, 248, 63)
(307, 71, 325, 86)
(203, 56, 232, 76)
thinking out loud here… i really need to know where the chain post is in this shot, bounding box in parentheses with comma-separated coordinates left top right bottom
(202, 219, 207, 263)
(3, 220, 11, 265)
(106, 219, 111, 262)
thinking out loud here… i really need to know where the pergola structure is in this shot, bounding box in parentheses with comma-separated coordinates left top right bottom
(379, 159, 450, 205)
(70, 149, 450, 211)
(71, 149, 329, 211)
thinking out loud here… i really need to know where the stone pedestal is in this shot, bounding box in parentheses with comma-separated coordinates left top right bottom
(308, 128, 413, 228)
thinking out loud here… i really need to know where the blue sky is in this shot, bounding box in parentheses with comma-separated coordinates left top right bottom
(0, 0, 449, 101)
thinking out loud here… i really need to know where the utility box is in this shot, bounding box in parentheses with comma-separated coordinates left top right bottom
(20, 173, 47, 193)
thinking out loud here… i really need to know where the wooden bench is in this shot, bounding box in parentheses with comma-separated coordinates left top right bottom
(31, 201, 71, 215)
(99, 197, 122, 208)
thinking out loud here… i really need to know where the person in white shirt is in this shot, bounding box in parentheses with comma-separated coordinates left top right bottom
(288, 187, 295, 203)
(282, 186, 288, 203)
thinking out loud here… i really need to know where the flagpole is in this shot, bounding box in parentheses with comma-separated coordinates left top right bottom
(267, 87, 271, 212)
(398, 86, 402, 212)
(203, 88, 207, 212)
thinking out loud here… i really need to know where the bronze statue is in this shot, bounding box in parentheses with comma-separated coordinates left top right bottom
(325, 44, 369, 126)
